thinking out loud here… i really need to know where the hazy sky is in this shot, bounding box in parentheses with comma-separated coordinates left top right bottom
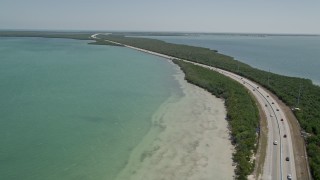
(1, 0, 319, 34)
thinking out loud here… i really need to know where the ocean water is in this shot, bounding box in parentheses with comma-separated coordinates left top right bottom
(0, 37, 181, 180)
(142, 35, 320, 85)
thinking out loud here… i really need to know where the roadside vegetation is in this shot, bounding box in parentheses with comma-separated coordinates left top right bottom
(88, 39, 123, 46)
(2, 32, 319, 179)
(174, 60, 259, 179)
(99, 35, 320, 179)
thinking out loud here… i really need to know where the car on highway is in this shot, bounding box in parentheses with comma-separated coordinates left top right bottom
(287, 174, 292, 179)
(265, 104, 268, 107)
(276, 109, 279, 111)
(284, 134, 287, 138)
(273, 141, 278, 145)
(267, 95, 269, 97)
(286, 157, 290, 161)
(281, 118, 284, 121)
(272, 102, 274, 104)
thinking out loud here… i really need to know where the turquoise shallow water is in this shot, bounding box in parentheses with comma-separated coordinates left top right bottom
(0, 37, 181, 180)
(141, 35, 320, 85)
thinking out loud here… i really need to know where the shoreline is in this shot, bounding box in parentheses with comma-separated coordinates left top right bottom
(115, 63, 235, 180)
(0, 34, 312, 179)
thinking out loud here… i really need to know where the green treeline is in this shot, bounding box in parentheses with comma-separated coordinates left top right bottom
(2, 32, 319, 178)
(173, 60, 259, 179)
(100, 35, 320, 179)
(0, 31, 93, 40)
(88, 39, 123, 46)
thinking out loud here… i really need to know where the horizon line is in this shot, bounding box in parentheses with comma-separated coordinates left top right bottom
(0, 28, 319, 36)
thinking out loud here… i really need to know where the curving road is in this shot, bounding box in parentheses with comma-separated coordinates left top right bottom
(91, 34, 297, 179)
(209, 68, 297, 180)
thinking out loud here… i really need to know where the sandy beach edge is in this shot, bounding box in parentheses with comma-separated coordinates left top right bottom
(115, 62, 235, 180)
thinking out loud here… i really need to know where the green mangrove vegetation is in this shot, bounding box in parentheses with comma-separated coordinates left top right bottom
(174, 60, 259, 179)
(88, 39, 123, 46)
(0, 31, 93, 40)
(99, 35, 320, 179)
(2, 32, 319, 179)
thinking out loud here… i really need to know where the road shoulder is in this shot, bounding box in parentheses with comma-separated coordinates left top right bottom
(265, 88, 310, 179)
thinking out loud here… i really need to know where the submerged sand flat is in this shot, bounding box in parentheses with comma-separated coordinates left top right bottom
(115, 66, 234, 180)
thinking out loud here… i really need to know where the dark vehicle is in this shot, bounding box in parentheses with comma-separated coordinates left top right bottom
(286, 157, 290, 161)
(276, 109, 279, 111)
(284, 134, 287, 138)
(272, 102, 274, 104)
(281, 118, 284, 121)
(265, 104, 268, 107)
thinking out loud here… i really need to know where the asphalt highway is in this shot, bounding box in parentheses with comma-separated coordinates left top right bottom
(208, 67, 297, 180)
(92, 34, 297, 179)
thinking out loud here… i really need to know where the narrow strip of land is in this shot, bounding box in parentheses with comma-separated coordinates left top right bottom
(92, 34, 298, 179)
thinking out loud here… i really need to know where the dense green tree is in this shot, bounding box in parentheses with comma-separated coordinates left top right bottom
(101, 35, 320, 179)
(173, 60, 259, 179)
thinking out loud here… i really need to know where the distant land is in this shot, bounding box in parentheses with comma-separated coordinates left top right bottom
(1, 31, 319, 179)
(0, 30, 319, 37)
